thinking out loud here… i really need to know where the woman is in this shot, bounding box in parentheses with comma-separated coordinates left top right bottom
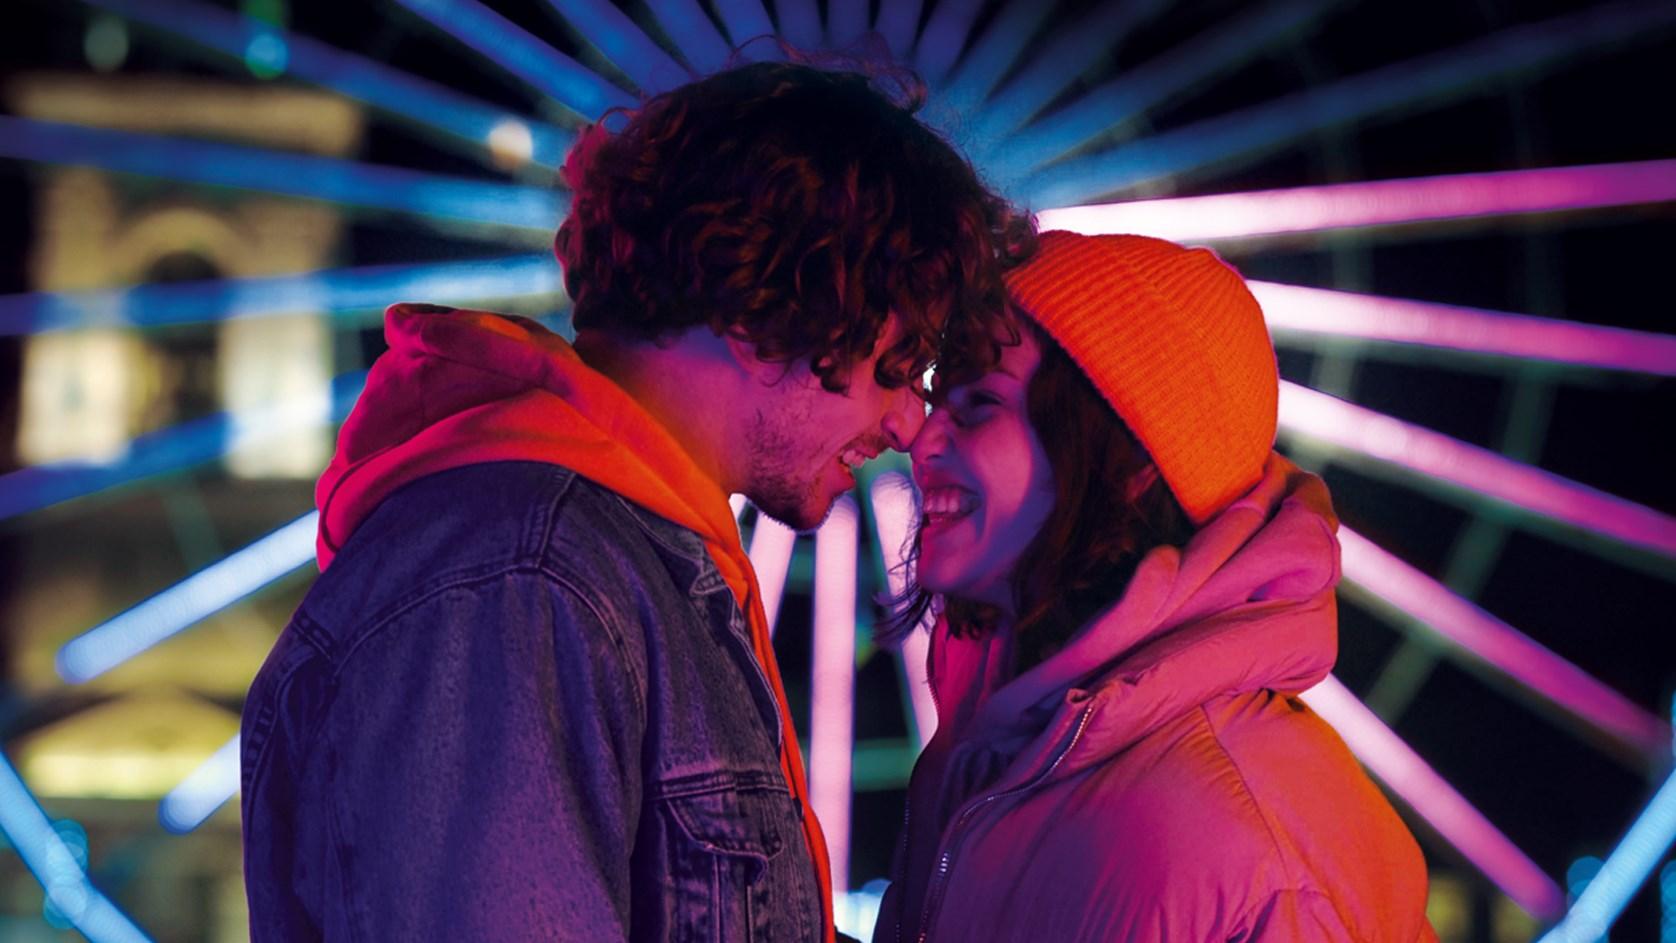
(873, 231, 1436, 942)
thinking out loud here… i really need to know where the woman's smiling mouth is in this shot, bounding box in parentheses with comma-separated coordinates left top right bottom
(921, 485, 980, 527)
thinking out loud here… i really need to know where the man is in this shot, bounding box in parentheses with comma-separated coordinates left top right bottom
(240, 61, 1025, 942)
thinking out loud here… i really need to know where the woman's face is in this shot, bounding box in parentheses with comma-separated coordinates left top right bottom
(910, 328, 1056, 613)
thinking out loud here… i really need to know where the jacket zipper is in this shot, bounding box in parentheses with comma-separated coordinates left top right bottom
(913, 705, 1096, 943)
(894, 639, 943, 943)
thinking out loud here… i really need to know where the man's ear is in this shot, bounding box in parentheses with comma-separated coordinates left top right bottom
(722, 330, 791, 386)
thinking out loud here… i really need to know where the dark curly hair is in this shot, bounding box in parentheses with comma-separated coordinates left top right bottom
(881, 314, 1197, 671)
(554, 60, 1033, 393)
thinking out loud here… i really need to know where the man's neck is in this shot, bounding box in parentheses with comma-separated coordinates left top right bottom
(575, 328, 742, 493)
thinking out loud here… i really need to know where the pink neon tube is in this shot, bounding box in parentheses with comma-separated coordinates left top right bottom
(747, 513, 797, 637)
(1278, 382, 1676, 560)
(869, 472, 939, 748)
(1252, 281, 1676, 376)
(1300, 675, 1566, 920)
(1339, 527, 1670, 759)
(811, 497, 858, 895)
(1038, 159, 1676, 242)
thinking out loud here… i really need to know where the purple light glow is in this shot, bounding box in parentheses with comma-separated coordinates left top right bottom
(1038, 160, 1676, 242)
(811, 497, 859, 896)
(1300, 675, 1566, 920)
(1279, 382, 1676, 560)
(1339, 527, 1671, 760)
(868, 473, 938, 748)
(1252, 282, 1676, 376)
(747, 513, 797, 637)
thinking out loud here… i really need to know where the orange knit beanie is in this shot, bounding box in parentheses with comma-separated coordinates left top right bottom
(1003, 231, 1278, 524)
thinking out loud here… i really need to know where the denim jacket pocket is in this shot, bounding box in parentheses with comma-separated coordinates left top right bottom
(661, 781, 801, 943)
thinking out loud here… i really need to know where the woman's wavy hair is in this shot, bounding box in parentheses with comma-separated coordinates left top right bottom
(881, 313, 1197, 670)
(554, 59, 1033, 392)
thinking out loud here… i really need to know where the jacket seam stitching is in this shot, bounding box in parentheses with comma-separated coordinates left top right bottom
(1197, 702, 1299, 889)
(537, 562, 650, 724)
(1252, 886, 1369, 942)
(528, 465, 580, 556)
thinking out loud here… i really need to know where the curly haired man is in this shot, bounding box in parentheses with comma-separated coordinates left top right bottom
(240, 61, 1028, 943)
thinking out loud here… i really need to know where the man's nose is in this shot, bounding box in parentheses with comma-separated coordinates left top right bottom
(881, 386, 928, 452)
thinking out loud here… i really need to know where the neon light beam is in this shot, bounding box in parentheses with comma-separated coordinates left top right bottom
(811, 496, 858, 897)
(966, 0, 1171, 146)
(0, 372, 365, 523)
(1025, 2, 1676, 206)
(1539, 731, 1676, 939)
(938, 0, 1053, 107)
(77, 0, 571, 168)
(771, 0, 821, 52)
(0, 755, 152, 942)
(1038, 160, 1676, 242)
(392, 0, 633, 120)
(1300, 675, 1566, 920)
(546, 0, 690, 94)
(914, 0, 984, 85)
(57, 512, 319, 683)
(0, 117, 561, 235)
(749, 513, 798, 637)
(1278, 382, 1676, 560)
(711, 0, 778, 56)
(992, 0, 1329, 179)
(1252, 280, 1676, 376)
(873, 0, 922, 59)
(159, 735, 241, 834)
(869, 472, 937, 748)
(1339, 527, 1671, 760)
(0, 254, 561, 336)
(638, 0, 730, 75)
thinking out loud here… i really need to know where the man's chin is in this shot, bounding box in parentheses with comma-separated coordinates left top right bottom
(749, 491, 834, 534)
(755, 502, 829, 534)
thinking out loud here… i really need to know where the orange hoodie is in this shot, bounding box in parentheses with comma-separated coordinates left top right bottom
(316, 303, 834, 941)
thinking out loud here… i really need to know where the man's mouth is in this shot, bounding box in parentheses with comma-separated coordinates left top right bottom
(838, 445, 875, 470)
(920, 485, 979, 525)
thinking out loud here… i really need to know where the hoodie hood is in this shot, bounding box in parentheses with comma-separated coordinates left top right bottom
(933, 454, 1340, 787)
(315, 303, 834, 939)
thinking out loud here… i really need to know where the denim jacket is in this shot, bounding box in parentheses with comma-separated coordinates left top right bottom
(242, 461, 824, 942)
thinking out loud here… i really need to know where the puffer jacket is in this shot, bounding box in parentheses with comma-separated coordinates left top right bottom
(874, 456, 1436, 942)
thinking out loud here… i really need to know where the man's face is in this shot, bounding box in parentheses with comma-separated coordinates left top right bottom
(742, 317, 927, 531)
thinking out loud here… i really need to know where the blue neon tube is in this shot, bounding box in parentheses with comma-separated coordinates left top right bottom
(58, 512, 320, 683)
(989, 0, 1326, 181)
(0, 254, 560, 336)
(0, 117, 562, 235)
(1025, 0, 1676, 207)
(914, 0, 984, 85)
(159, 736, 242, 834)
(0, 756, 152, 942)
(770, 0, 822, 51)
(393, 0, 633, 119)
(965, 0, 1170, 146)
(0, 372, 366, 524)
(1539, 726, 1676, 939)
(544, 0, 690, 94)
(77, 0, 571, 168)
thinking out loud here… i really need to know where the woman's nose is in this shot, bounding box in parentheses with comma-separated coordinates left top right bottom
(908, 407, 952, 466)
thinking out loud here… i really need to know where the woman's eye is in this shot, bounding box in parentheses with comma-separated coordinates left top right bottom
(951, 391, 1002, 425)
